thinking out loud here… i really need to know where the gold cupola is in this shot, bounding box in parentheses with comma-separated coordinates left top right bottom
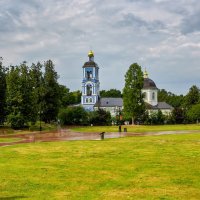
(88, 50, 94, 58)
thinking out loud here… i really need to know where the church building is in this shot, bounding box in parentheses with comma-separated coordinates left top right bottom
(81, 51, 173, 116)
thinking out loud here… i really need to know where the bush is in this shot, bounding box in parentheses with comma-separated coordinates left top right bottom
(89, 109, 111, 126)
(7, 113, 25, 129)
(58, 106, 89, 125)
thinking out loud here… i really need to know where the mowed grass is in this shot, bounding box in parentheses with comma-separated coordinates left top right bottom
(0, 138, 21, 143)
(1, 133, 200, 199)
(71, 124, 200, 133)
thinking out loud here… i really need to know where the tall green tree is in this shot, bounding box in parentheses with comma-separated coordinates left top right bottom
(19, 62, 36, 123)
(42, 60, 60, 123)
(123, 63, 145, 124)
(0, 58, 7, 124)
(6, 62, 36, 128)
(6, 65, 24, 128)
(30, 62, 44, 123)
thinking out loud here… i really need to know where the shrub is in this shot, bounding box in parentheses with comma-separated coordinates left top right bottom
(58, 106, 89, 125)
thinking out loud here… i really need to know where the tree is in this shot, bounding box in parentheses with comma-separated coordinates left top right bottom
(171, 108, 185, 124)
(70, 90, 81, 104)
(184, 85, 200, 109)
(58, 85, 71, 107)
(6, 62, 36, 128)
(123, 63, 145, 124)
(19, 62, 36, 123)
(29, 62, 44, 123)
(42, 60, 60, 123)
(0, 58, 7, 124)
(89, 109, 111, 125)
(100, 89, 122, 97)
(187, 103, 200, 123)
(6, 65, 25, 128)
(158, 89, 184, 108)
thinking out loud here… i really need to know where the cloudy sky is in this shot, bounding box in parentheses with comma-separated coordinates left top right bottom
(0, 0, 200, 95)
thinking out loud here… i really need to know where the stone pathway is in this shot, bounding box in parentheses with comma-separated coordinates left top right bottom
(0, 128, 199, 147)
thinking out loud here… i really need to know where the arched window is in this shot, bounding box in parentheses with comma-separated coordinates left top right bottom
(86, 98, 89, 103)
(152, 92, 155, 100)
(87, 85, 92, 96)
(86, 71, 92, 79)
(90, 98, 92, 103)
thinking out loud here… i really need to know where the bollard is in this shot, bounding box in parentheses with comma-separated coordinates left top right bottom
(100, 132, 105, 140)
(118, 125, 121, 132)
(124, 128, 127, 132)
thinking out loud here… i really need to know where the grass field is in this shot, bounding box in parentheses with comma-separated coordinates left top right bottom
(1, 133, 200, 199)
(71, 124, 200, 133)
(0, 138, 21, 143)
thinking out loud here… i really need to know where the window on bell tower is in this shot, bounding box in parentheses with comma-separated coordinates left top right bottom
(87, 85, 92, 96)
(86, 71, 92, 80)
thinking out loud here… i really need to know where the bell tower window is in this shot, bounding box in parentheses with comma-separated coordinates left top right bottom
(87, 84, 92, 96)
(87, 71, 92, 79)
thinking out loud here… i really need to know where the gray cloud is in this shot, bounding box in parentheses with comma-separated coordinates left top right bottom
(0, 0, 200, 94)
(181, 11, 200, 34)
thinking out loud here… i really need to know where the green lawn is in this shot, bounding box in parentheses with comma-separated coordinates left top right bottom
(1, 133, 200, 199)
(71, 124, 200, 133)
(0, 138, 21, 143)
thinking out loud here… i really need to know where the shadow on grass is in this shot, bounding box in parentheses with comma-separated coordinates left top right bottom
(0, 196, 27, 200)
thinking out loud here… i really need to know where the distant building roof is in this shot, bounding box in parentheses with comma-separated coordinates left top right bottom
(143, 78, 157, 89)
(95, 97, 123, 107)
(146, 102, 173, 110)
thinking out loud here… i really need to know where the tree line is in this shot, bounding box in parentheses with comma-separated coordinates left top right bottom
(1, 59, 200, 128)
(0, 60, 81, 129)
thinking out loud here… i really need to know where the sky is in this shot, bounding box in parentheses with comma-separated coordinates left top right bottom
(0, 0, 200, 95)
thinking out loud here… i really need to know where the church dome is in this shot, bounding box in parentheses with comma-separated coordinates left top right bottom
(143, 78, 157, 89)
(88, 50, 94, 57)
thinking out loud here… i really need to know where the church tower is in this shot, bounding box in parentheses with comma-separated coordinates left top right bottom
(81, 50, 100, 111)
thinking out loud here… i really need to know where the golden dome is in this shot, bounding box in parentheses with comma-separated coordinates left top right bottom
(88, 50, 94, 57)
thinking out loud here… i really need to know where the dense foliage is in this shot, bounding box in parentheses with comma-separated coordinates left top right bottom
(0, 60, 81, 129)
(58, 107, 111, 126)
(158, 89, 184, 108)
(100, 89, 122, 97)
(123, 63, 145, 124)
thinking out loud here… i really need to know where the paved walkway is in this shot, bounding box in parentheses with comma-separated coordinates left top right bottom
(0, 128, 199, 147)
